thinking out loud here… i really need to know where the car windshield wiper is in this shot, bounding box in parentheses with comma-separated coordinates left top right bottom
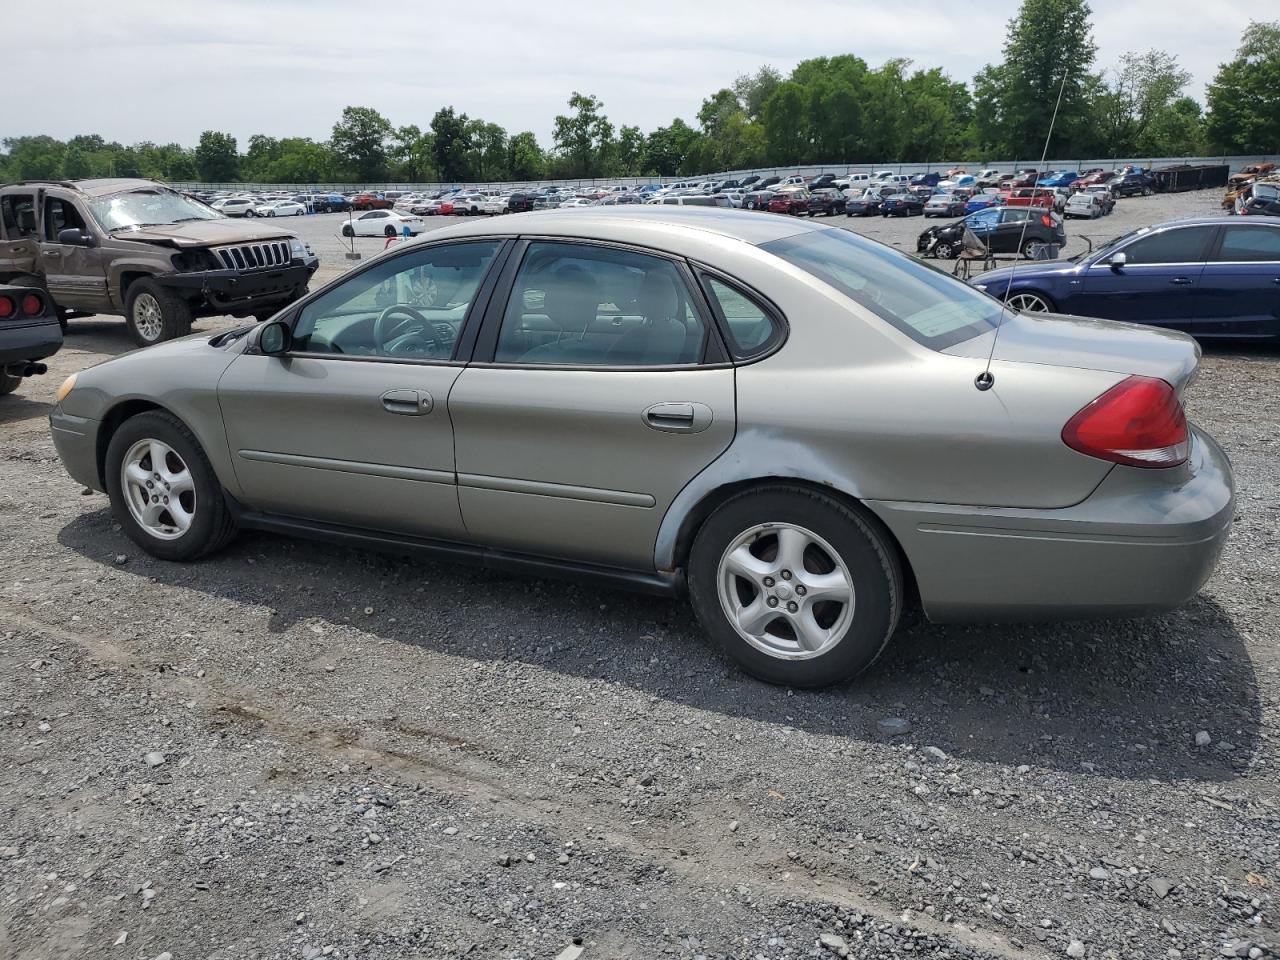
(110, 222, 160, 231)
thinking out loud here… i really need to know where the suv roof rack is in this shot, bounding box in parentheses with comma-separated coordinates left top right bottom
(7, 179, 80, 189)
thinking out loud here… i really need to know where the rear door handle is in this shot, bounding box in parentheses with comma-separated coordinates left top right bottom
(643, 401, 713, 434)
(44, 249, 61, 257)
(1169, 277, 1193, 285)
(381, 388, 432, 416)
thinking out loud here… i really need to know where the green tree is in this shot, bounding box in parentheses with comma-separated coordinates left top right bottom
(506, 131, 546, 181)
(330, 106, 393, 181)
(611, 125, 647, 176)
(732, 66, 782, 122)
(267, 139, 337, 183)
(1097, 50, 1194, 155)
(465, 119, 509, 182)
(3, 136, 65, 179)
(981, 0, 1098, 158)
(1205, 21, 1280, 153)
(431, 107, 472, 182)
(552, 92, 614, 178)
(194, 131, 239, 182)
(644, 119, 701, 176)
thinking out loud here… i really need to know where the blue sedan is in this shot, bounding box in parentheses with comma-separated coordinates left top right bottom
(970, 217, 1280, 339)
(1037, 170, 1083, 188)
(965, 192, 1004, 214)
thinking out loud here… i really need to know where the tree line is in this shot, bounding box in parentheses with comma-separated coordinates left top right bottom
(2, 5, 1276, 186)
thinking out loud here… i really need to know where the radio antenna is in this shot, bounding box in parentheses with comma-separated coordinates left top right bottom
(975, 65, 1071, 392)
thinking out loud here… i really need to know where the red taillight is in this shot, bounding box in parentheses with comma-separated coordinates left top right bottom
(0, 295, 13, 319)
(1062, 376, 1188, 468)
(21, 293, 43, 317)
(1041, 214, 1053, 227)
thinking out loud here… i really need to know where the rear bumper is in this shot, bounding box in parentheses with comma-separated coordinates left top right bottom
(0, 319, 63, 365)
(866, 426, 1234, 622)
(50, 409, 102, 491)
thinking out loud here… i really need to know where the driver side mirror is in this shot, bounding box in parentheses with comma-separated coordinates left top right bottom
(259, 320, 291, 356)
(1108, 252, 1127, 270)
(57, 227, 96, 247)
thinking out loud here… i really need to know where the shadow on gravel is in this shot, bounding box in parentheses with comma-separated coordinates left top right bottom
(59, 511, 1260, 784)
(0, 393, 52, 425)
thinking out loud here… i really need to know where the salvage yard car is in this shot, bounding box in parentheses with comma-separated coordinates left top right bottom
(918, 206, 1066, 259)
(971, 217, 1280, 340)
(0, 178, 319, 345)
(340, 210, 426, 237)
(47, 207, 1234, 688)
(0, 281, 61, 396)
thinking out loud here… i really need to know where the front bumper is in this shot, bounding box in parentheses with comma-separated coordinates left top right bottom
(866, 426, 1235, 622)
(157, 257, 319, 312)
(0, 319, 63, 366)
(50, 409, 102, 491)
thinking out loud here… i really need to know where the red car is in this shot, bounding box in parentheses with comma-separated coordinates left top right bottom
(1005, 187, 1057, 209)
(767, 191, 809, 215)
(1069, 170, 1109, 190)
(351, 193, 393, 211)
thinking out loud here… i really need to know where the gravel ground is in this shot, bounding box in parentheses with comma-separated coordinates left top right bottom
(1, 188, 1276, 960)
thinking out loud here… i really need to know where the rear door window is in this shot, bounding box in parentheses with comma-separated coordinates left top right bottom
(1213, 225, 1280, 262)
(1, 193, 37, 239)
(494, 241, 709, 366)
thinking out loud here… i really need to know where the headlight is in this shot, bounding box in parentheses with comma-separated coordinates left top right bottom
(55, 373, 77, 404)
(289, 238, 307, 258)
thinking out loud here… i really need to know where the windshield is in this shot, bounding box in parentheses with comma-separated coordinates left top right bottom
(762, 228, 1003, 350)
(90, 189, 222, 230)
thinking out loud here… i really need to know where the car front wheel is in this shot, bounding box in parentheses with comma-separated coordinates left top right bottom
(688, 486, 903, 687)
(124, 278, 193, 347)
(104, 410, 237, 561)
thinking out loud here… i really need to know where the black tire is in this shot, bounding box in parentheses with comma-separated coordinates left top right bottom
(688, 486, 903, 688)
(384, 225, 397, 238)
(341, 225, 354, 238)
(1142, 186, 1152, 197)
(124, 278, 192, 347)
(104, 410, 237, 561)
(934, 240, 957, 259)
(0, 370, 21, 396)
(1020, 238, 1041, 259)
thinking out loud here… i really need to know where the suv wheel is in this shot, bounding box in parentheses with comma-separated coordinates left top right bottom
(688, 486, 902, 687)
(125, 278, 193, 347)
(104, 410, 237, 561)
(0, 369, 21, 396)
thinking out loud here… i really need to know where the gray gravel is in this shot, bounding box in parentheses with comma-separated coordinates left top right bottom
(1, 187, 1276, 959)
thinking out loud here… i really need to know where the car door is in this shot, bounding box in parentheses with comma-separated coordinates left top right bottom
(355, 211, 388, 235)
(38, 193, 109, 311)
(448, 239, 736, 571)
(0, 190, 40, 278)
(1192, 223, 1280, 337)
(1077, 224, 1215, 330)
(988, 208, 1032, 252)
(217, 239, 508, 538)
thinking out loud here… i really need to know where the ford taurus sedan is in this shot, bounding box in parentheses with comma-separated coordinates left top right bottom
(971, 217, 1280, 339)
(48, 208, 1234, 688)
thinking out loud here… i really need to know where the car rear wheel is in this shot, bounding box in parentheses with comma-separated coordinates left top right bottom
(688, 486, 903, 688)
(384, 225, 397, 237)
(105, 410, 237, 561)
(341, 225, 354, 238)
(1005, 290, 1055, 313)
(124, 278, 192, 347)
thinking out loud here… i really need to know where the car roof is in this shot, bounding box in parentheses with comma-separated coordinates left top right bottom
(415, 206, 823, 248)
(6, 177, 171, 197)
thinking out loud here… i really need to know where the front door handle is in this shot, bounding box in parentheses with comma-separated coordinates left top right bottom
(1169, 277, 1193, 285)
(381, 388, 432, 416)
(44, 249, 62, 257)
(643, 401, 713, 434)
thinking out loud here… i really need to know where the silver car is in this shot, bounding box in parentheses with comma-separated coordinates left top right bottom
(48, 208, 1234, 687)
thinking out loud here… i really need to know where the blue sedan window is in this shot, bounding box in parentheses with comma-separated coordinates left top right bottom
(1215, 226, 1280, 262)
(1121, 226, 1215, 265)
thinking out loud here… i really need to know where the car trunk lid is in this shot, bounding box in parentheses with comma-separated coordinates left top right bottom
(944, 310, 1200, 395)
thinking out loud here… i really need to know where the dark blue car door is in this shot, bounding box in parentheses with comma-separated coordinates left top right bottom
(1077, 224, 1215, 330)
(1191, 223, 1280, 338)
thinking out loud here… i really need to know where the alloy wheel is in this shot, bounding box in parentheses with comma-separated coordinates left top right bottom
(132, 293, 164, 342)
(120, 438, 196, 540)
(1006, 291, 1052, 312)
(716, 522, 856, 661)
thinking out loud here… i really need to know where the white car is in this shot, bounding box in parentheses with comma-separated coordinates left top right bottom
(340, 210, 425, 238)
(1064, 191, 1104, 219)
(451, 193, 503, 216)
(558, 197, 596, 209)
(870, 174, 911, 190)
(253, 200, 306, 217)
(836, 173, 871, 190)
(210, 198, 254, 217)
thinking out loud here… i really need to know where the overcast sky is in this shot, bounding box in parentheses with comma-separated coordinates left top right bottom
(6, 0, 1256, 149)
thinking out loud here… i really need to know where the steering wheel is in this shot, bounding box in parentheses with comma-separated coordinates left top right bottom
(373, 305, 437, 355)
